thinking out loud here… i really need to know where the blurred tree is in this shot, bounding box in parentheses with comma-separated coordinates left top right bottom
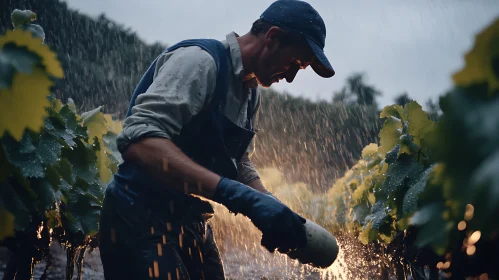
(425, 97, 441, 121)
(346, 73, 383, 107)
(332, 88, 350, 104)
(394, 92, 412, 106)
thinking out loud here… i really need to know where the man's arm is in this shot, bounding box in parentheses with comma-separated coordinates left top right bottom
(116, 46, 220, 199)
(248, 177, 270, 193)
(236, 88, 271, 194)
(122, 137, 220, 199)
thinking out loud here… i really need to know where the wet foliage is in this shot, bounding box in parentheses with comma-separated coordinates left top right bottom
(0, 11, 121, 279)
(0, 1, 498, 280)
(321, 17, 499, 279)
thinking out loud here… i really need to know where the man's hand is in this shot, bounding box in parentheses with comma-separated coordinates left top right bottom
(212, 177, 307, 253)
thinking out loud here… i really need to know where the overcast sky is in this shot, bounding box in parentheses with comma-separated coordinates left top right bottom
(63, 0, 498, 108)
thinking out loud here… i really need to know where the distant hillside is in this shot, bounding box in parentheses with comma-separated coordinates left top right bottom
(0, 0, 381, 191)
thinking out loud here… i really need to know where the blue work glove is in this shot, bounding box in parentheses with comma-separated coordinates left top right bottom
(213, 177, 307, 253)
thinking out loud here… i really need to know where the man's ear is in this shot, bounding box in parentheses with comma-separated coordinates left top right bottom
(264, 26, 283, 53)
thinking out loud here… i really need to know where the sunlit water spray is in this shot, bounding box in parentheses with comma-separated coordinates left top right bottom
(209, 167, 385, 279)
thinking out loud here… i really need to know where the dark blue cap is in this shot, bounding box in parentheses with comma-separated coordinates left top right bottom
(260, 0, 335, 78)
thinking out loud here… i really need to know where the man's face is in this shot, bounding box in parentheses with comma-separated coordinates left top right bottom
(254, 28, 314, 88)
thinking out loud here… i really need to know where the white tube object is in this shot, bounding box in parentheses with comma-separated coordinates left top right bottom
(286, 219, 339, 269)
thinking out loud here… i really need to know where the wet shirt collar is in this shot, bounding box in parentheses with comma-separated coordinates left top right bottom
(225, 32, 258, 89)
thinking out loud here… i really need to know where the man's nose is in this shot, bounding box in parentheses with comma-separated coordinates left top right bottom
(285, 64, 300, 83)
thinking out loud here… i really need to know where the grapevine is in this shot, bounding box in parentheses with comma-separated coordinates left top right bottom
(0, 6, 497, 280)
(323, 17, 499, 279)
(0, 10, 121, 280)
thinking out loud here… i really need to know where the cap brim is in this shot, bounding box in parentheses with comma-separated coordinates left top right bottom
(307, 38, 335, 78)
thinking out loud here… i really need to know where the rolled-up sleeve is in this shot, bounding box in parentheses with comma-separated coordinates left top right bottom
(116, 47, 217, 153)
(237, 89, 262, 185)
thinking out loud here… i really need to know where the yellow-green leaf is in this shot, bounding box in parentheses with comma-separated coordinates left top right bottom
(0, 208, 15, 240)
(11, 9, 37, 27)
(380, 104, 405, 122)
(404, 101, 435, 147)
(0, 68, 52, 140)
(81, 107, 114, 182)
(358, 221, 378, 245)
(104, 114, 122, 135)
(452, 18, 499, 95)
(378, 116, 402, 155)
(0, 29, 63, 79)
(361, 143, 378, 159)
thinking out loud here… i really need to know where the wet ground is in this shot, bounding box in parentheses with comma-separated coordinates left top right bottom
(0, 205, 338, 280)
(0, 236, 323, 280)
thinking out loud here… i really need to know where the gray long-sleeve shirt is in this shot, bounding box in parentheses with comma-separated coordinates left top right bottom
(116, 32, 261, 184)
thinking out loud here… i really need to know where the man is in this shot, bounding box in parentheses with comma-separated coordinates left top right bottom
(98, 0, 335, 279)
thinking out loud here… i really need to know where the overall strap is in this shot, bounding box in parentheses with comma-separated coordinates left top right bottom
(125, 39, 230, 118)
(246, 88, 258, 130)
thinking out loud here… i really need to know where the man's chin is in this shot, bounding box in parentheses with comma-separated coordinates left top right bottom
(255, 77, 275, 88)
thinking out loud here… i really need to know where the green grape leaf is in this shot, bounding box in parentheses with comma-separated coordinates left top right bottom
(383, 153, 423, 194)
(103, 132, 123, 164)
(0, 45, 41, 89)
(378, 116, 402, 155)
(3, 132, 62, 178)
(364, 200, 388, 230)
(37, 133, 62, 165)
(58, 179, 72, 205)
(0, 143, 12, 182)
(0, 208, 15, 240)
(2, 45, 41, 74)
(410, 203, 449, 254)
(402, 165, 435, 215)
(352, 203, 370, 225)
(471, 149, 499, 211)
(410, 203, 444, 226)
(385, 144, 400, 164)
(399, 134, 420, 156)
(78, 207, 101, 236)
(65, 182, 102, 236)
(30, 179, 58, 211)
(18, 24, 45, 43)
(58, 105, 87, 139)
(3, 133, 44, 178)
(19, 130, 36, 154)
(44, 112, 77, 148)
(56, 158, 74, 184)
(62, 211, 83, 235)
(61, 138, 99, 185)
(0, 181, 31, 230)
(87, 182, 105, 203)
(44, 164, 61, 190)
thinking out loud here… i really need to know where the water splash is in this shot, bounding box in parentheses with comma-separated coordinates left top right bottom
(209, 167, 387, 279)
